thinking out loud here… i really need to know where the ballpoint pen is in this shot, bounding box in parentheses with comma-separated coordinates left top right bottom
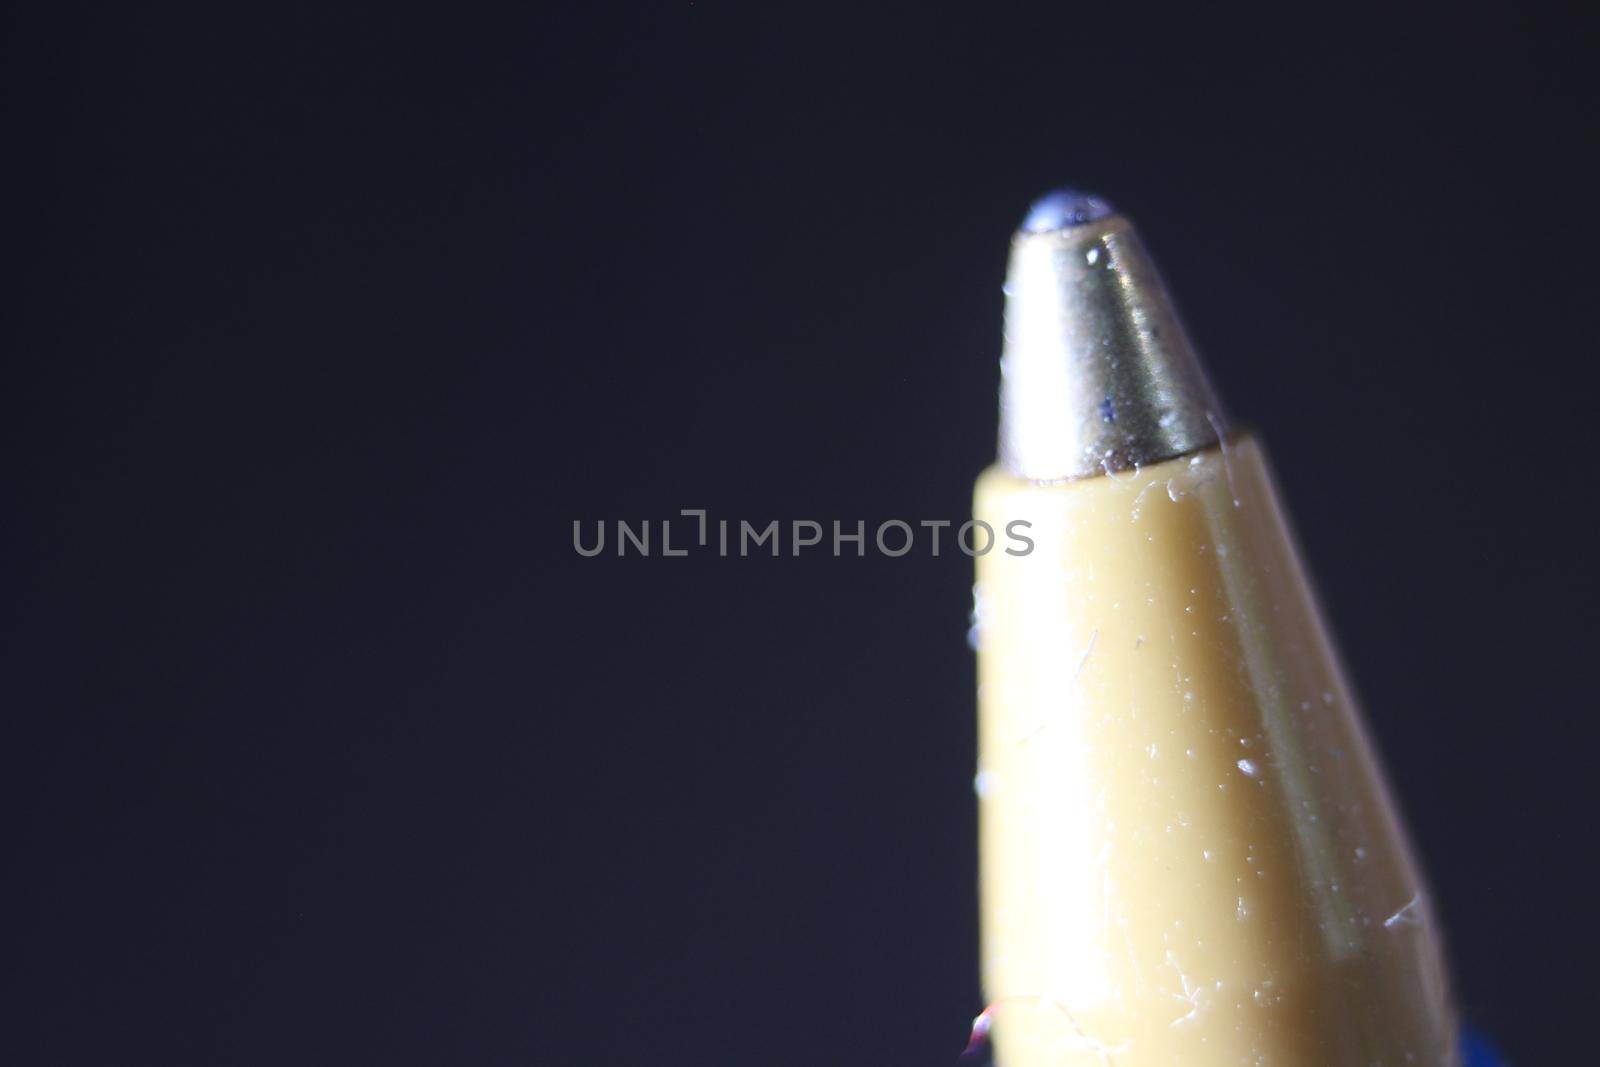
(969, 189, 1481, 1065)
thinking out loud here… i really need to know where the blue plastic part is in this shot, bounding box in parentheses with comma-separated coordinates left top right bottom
(1461, 1027, 1503, 1066)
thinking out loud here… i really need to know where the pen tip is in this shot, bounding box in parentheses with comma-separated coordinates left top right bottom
(999, 188, 1227, 480)
(1020, 187, 1117, 233)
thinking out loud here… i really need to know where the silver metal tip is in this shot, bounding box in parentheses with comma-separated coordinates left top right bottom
(1020, 187, 1116, 232)
(999, 196, 1228, 480)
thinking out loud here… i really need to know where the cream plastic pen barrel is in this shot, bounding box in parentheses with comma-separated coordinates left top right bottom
(971, 190, 1457, 1066)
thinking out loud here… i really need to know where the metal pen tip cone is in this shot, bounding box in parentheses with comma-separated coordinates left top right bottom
(998, 192, 1228, 480)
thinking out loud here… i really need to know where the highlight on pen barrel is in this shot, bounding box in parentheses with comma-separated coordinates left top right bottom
(971, 189, 1463, 1066)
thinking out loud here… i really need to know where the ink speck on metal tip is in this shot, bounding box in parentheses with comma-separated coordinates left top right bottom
(1020, 186, 1116, 233)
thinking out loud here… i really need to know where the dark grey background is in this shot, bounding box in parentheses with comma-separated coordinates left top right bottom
(7, 4, 1595, 1063)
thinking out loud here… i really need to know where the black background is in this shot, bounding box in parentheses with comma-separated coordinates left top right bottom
(6, 4, 1597, 1064)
